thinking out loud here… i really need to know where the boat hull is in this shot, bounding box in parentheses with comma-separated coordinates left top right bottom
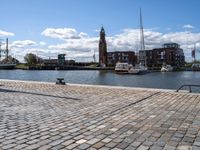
(0, 64, 16, 69)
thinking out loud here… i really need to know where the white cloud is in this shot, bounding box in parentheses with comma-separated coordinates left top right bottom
(0, 30, 15, 37)
(11, 40, 37, 48)
(183, 24, 195, 29)
(79, 32, 88, 38)
(39, 41, 47, 46)
(41, 28, 87, 40)
(48, 38, 98, 52)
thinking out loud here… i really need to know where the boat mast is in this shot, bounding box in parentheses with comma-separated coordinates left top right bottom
(140, 8, 146, 66)
(140, 8, 145, 50)
(193, 43, 196, 63)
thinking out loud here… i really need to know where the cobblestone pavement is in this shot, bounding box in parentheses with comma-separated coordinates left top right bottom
(0, 80, 200, 149)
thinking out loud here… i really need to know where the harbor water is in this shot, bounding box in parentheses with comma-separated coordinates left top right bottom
(0, 70, 200, 91)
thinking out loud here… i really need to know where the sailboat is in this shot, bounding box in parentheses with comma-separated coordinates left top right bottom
(134, 8, 148, 74)
(191, 44, 200, 71)
(114, 8, 148, 75)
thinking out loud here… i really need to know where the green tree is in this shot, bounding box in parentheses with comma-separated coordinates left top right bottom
(24, 53, 37, 66)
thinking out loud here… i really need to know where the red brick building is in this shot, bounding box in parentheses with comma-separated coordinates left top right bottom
(107, 51, 137, 67)
(139, 43, 185, 68)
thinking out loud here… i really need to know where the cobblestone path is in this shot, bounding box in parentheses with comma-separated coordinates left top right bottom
(0, 80, 200, 150)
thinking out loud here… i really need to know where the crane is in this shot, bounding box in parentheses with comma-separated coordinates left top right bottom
(0, 38, 9, 60)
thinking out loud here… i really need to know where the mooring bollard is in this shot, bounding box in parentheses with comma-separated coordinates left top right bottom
(56, 78, 66, 85)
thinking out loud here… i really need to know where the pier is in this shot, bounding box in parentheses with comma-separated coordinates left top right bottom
(0, 80, 200, 149)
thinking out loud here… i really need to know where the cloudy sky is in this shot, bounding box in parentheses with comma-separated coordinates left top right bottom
(1, 0, 200, 62)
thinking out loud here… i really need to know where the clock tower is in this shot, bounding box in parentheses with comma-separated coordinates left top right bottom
(99, 26, 107, 67)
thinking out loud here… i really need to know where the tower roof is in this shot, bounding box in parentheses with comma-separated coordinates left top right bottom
(100, 26, 105, 33)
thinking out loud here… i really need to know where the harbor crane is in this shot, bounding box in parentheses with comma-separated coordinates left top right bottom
(0, 38, 9, 60)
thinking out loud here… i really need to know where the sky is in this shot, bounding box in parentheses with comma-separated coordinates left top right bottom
(1, 0, 200, 62)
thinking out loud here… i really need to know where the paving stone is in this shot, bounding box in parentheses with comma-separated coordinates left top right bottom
(137, 145, 150, 150)
(102, 138, 112, 143)
(92, 142, 105, 149)
(87, 138, 101, 144)
(78, 143, 91, 149)
(143, 141, 154, 147)
(192, 146, 200, 150)
(116, 142, 130, 149)
(51, 145, 65, 150)
(125, 145, 136, 150)
(2, 144, 17, 149)
(177, 145, 192, 150)
(106, 142, 118, 148)
(50, 139, 64, 146)
(76, 139, 87, 144)
(131, 141, 142, 147)
(62, 139, 75, 146)
(38, 145, 52, 150)
(163, 145, 176, 150)
(27, 139, 40, 144)
(25, 144, 41, 150)
(66, 143, 79, 149)
(194, 141, 200, 146)
(150, 145, 163, 150)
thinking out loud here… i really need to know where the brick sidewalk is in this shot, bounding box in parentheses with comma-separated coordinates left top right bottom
(0, 80, 199, 150)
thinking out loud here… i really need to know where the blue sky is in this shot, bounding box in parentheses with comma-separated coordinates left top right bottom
(1, 0, 200, 62)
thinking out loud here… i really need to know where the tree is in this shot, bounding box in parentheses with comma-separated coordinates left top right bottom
(24, 53, 37, 66)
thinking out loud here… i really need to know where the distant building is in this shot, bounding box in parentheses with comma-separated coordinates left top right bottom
(107, 51, 137, 67)
(42, 59, 58, 66)
(99, 26, 107, 67)
(58, 54, 66, 66)
(139, 43, 185, 68)
(42, 54, 75, 66)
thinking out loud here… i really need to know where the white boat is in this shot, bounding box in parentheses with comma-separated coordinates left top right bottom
(115, 63, 132, 74)
(161, 65, 173, 72)
(115, 62, 148, 74)
(191, 63, 200, 71)
(132, 63, 148, 74)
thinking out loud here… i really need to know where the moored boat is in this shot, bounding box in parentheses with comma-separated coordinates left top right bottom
(0, 63, 16, 69)
(161, 65, 173, 72)
(115, 62, 132, 74)
(115, 62, 148, 75)
(191, 63, 200, 71)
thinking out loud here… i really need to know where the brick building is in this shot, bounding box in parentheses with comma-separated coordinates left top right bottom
(107, 51, 137, 67)
(139, 43, 185, 68)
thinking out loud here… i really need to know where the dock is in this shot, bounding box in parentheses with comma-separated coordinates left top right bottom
(0, 80, 200, 149)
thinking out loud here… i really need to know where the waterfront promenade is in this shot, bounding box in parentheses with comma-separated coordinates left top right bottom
(0, 80, 200, 150)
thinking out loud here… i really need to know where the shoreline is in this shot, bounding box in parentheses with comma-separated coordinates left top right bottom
(0, 79, 192, 94)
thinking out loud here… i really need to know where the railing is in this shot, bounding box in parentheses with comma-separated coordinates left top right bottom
(176, 84, 200, 93)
